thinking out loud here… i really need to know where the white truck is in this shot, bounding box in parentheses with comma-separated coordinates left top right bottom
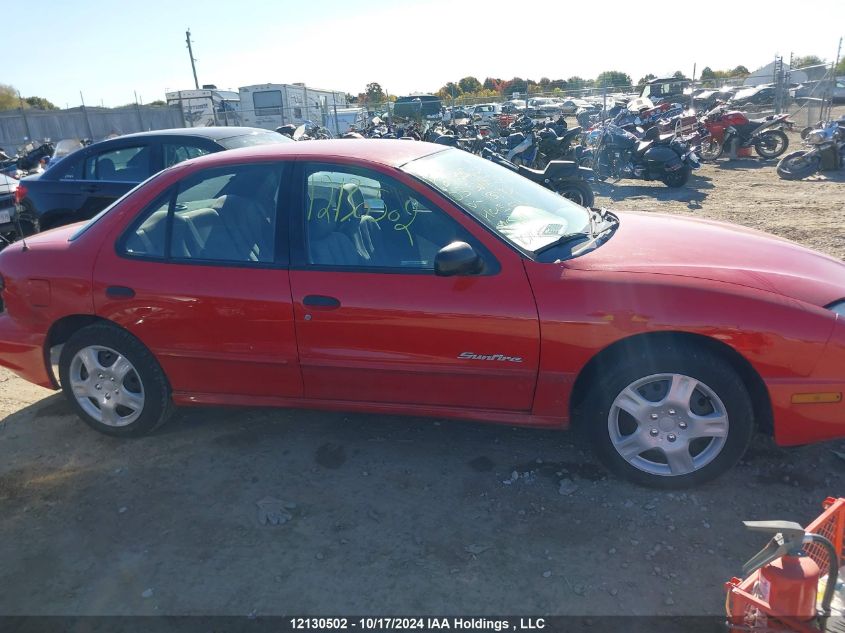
(238, 83, 349, 133)
(165, 88, 241, 127)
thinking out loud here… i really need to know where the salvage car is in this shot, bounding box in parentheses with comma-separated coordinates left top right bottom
(1, 140, 844, 488)
(14, 127, 291, 234)
(0, 173, 17, 241)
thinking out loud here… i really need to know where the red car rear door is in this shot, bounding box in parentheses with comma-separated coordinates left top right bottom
(92, 160, 302, 401)
(287, 160, 540, 411)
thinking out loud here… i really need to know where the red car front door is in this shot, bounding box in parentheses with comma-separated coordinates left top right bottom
(92, 160, 303, 401)
(288, 161, 539, 411)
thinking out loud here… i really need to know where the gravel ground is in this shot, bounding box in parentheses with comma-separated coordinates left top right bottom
(1, 120, 844, 617)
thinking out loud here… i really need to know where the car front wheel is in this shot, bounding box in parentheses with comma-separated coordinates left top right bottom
(59, 324, 173, 437)
(583, 345, 754, 488)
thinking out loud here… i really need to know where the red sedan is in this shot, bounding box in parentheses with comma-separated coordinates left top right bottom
(1, 140, 844, 488)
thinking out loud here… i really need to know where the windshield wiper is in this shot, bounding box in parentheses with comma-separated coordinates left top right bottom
(533, 232, 592, 255)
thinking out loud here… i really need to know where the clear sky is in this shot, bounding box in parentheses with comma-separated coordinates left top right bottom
(4, 0, 844, 107)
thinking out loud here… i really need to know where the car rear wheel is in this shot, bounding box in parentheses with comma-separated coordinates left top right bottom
(582, 345, 754, 488)
(16, 204, 40, 236)
(59, 324, 173, 437)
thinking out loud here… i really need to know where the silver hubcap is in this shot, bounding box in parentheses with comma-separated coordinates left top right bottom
(608, 373, 729, 477)
(68, 345, 145, 427)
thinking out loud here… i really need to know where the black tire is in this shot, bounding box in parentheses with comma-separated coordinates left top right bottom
(554, 180, 595, 208)
(698, 137, 723, 161)
(776, 151, 820, 180)
(16, 203, 40, 236)
(59, 323, 173, 437)
(581, 343, 754, 488)
(662, 164, 691, 188)
(754, 130, 789, 159)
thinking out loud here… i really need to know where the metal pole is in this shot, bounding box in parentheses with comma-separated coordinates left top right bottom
(80, 91, 94, 140)
(690, 63, 696, 110)
(186, 29, 199, 90)
(134, 91, 144, 131)
(178, 91, 187, 128)
(333, 102, 339, 135)
(17, 91, 32, 140)
(828, 37, 843, 121)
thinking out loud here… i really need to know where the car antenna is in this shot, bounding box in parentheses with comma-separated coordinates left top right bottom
(13, 203, 28, 252)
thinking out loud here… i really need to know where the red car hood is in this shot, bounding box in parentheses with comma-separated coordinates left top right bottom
(567, 211, 845, 307)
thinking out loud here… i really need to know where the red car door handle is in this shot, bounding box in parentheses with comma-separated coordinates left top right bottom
(303, 295, 341, 309)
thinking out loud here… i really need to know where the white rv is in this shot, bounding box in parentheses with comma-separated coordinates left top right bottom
(165, 88, 241, 127)
(239, 83, 348, 132)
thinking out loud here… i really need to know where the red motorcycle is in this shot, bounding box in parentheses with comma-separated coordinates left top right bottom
(698, 104, 792, 161)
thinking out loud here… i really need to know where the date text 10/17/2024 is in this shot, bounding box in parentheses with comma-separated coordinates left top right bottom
(290, 618, 548, 631)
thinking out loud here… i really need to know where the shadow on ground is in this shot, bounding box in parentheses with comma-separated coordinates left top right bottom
(594, 173, 714, 209)
(1, 393, 843, 616)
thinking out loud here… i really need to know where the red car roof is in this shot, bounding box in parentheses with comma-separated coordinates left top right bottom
(201, 139, 448, 169)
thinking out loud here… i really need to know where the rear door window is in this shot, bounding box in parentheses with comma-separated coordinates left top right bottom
(119, 162, 287, 265)
(163, 142, 213, 168)
(84, 145, 152, 182)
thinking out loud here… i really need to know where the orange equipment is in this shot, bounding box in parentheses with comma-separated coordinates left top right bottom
(726, 497, 844, 632)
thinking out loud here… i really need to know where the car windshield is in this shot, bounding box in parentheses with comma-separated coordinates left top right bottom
(217, 131, 293, 149)
(403, 149, 590, 253)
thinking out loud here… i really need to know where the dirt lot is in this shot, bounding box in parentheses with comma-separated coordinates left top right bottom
(1, 123, 845, 618)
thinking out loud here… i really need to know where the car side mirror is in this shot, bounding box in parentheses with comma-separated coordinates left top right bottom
(434, 241, 483, 276)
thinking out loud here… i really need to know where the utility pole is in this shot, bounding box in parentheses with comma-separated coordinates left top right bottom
(829, 37, 843, 121)
(185, 29, 199, 90)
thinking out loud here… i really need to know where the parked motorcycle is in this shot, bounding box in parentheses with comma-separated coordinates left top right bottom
(0, 141, 55, 178)
(293, 121, 333, 140)
(580, 123, 700, 187)
(698, 105, 790, 161)
(776, 119, 845, 180)
(536, 126, 583, 167)
(481, 147, 595, 207)
(489, 117, 539, 166)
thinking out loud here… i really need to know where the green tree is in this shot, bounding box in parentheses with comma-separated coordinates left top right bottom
(793, 55, 824, 68)
(595, 70, 632, 88)
(729, 65, 749, 77)
(700, 67, 715, 81)
(483, 77, 502, 91)
(147, 99, 167, 106)
(24, 96, 58, 110)
(502, 77, 528, 96)
(672, 70, 688, 80)
(0, 84, 20, 111)
(837, 57, 845, 75)
(436, 82, 462, 100)
(363, 82, 386, 104)
(567, 76, 588, 91)
(636, 73, 657, 90)
(458, 76, 482, 94)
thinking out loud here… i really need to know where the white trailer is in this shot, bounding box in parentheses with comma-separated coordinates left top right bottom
(165, 89, 241, 127)
(239, 83, 348, 132)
